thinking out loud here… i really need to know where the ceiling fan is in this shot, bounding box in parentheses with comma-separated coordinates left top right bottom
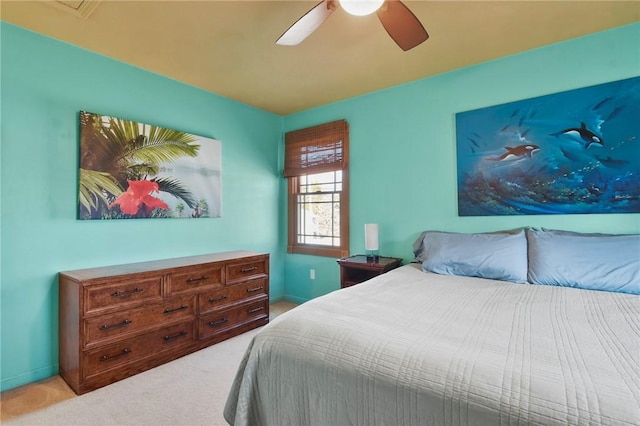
(276, 0, 429, 51)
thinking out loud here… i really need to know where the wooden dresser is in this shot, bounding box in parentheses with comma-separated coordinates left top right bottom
(59, 251, 269, 394)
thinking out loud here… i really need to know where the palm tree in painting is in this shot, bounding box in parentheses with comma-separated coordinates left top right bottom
(79, 111, 199, 219)
(175, 203, 185, 218)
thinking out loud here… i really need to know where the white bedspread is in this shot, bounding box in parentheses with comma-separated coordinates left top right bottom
(224, 264, 640, 426)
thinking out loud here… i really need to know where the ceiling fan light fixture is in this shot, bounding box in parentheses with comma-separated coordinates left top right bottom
(339, 0, 384, 16)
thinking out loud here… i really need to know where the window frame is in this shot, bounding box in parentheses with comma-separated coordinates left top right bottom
(285, 120, 349, 258)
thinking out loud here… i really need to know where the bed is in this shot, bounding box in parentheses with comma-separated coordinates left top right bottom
(224, 229, 640, 425)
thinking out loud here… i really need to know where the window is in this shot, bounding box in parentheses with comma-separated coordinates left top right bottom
(284, 120, 349, 258)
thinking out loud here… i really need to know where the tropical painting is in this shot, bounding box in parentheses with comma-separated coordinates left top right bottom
(79, 111, 221, 220)
(456, 76, 639, 216)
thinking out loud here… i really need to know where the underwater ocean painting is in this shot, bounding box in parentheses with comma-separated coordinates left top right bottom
(456, 76, 640, 216)
(79, 111, 221, 220)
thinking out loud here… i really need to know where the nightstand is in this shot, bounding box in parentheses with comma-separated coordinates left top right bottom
(337, 255, 403, 288)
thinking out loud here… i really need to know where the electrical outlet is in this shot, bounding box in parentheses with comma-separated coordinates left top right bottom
(310, 269, 316, 280)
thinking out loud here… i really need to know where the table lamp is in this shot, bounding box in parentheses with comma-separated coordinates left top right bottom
(365, 223, 379, 261)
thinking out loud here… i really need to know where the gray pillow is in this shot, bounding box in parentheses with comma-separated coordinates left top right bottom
(527, 229, 640, 294)
(415, 230, 528, 283)
(412, 228, 524, 262)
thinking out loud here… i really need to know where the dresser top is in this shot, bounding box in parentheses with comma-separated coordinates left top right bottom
(60, 251, 264, 281)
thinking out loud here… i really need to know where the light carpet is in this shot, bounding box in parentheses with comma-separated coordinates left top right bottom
(3, 328, 259, 426)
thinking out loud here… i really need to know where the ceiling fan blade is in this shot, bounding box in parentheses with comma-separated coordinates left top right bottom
(376, 0, 429, 51)
(276, 0, 337, 46)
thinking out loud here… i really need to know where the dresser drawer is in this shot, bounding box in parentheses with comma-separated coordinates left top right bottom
(85, 276, 163, 315)
(84, 295, 196, 348)
(199, 277, 268, 315)
(83, 321, 195, 380)
(226, 259, 267, 284)
(198, 299, 268, 340)
(166, 264, 223, 294)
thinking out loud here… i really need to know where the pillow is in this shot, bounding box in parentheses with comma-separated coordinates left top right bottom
(527, 229, 640, 294)
(415, 230, 528, 283)
(412, 228, 524, 262)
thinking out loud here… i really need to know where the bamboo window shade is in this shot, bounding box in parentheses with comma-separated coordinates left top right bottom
(283, 119, 348, 177)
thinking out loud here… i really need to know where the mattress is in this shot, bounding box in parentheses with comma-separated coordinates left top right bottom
(224, 264, 640, 425)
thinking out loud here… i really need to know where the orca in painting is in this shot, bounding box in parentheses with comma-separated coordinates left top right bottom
(551, 122, 604, 148)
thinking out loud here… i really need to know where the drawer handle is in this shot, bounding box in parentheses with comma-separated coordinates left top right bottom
(164, 305, 188, 314)
(111, 288, 143, 297)
(209, 318, 228, 327)
(248, 306, 264, 314)
(163, 331, 188, 341)
(209, 295, 229, 303)
(100, 348, 131, 361)
(186, 275, 209, 283)
(99, 319, 132, 331)
(247, 286, 264, 293)
(241, 266, 258, 273)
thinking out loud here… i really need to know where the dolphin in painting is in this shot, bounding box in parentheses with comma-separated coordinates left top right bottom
(467, 137, 480, 148)
(606, 105, 626, 121)
(551, 122, 604, 149)
(592, 96, 613, 111)
(560, 146, 581, 162)
(596, 155, 629, 168)
(489, 144, 540, 161)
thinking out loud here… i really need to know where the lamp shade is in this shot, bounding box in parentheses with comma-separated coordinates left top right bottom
(339, 0, 384, 16)
(364, 224, 379, 251)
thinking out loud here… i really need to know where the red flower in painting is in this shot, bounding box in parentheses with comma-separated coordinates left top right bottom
(110, 180, 168, 216)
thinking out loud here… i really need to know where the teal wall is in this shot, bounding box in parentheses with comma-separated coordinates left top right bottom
(282, 23, 640, 303)
(0, 23, 283, 391)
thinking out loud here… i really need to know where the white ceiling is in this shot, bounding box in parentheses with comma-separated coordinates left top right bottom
(1, 1, 639, 115)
